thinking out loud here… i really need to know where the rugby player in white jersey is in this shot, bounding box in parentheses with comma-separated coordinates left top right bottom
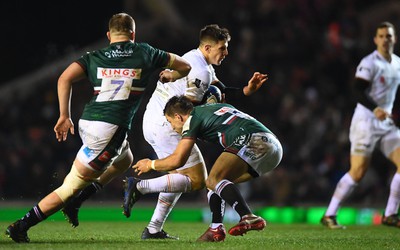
(321, 21, 400, 229)
(123, 24, 268, 239)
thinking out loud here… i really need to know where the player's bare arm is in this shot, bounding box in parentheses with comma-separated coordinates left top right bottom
(159, 53, 191, 83)
(243, 72, 268, 96)
(54, 62, 86, 142)
(133, 138, 195, 175)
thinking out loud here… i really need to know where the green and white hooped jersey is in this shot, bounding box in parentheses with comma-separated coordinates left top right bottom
(77, 41, 169, 129)
(181, 103, 272, 152)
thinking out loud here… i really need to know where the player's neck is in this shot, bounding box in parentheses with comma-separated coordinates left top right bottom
(378, 49, 393, 62)
(110, 38, 132, 44)
(198, 47, 211, 65)
(109, 34, 133, 44)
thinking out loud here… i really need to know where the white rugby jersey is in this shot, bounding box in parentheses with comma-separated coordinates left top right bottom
(144, 48, 217, 124)
(355, 50, 400, 115)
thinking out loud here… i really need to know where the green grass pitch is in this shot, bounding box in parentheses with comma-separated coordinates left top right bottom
(1, 221, 400, 249)
(1, 206, 399, 249)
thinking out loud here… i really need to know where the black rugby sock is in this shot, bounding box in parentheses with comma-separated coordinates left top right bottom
(21, 205, 47, 230)
(209, 191, 225, 223)
(217, 180, 252, 218)
(73, 182, 103, 207)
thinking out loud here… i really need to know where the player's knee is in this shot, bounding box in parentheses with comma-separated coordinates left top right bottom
(348, 168, 365, 182)
(54, 164, 93, 203)
(190, 177, 206, 191)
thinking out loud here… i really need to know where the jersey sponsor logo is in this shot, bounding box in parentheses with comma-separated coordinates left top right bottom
(356, 143, 371, 148)
(233, 134, 250, 147)
(353, 143, 370, 154)
(187, 78, 204, 89)
(215, 107, 255, 122)
(105, 48, 133, 58)
(354, 148, 366, 154)
(358, 66, 371, 73)
(193, 78, 202, 88)
(97, 68, 142, 79)
(98, 151, 111, 162)
(380, 76, 385, 84)
(243, 150, 259, 160)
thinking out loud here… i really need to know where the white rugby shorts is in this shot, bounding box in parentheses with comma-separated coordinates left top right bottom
(76, 119, 130, 171)
(142, 116, 205, 170)
(350, 112, 400, 157)
(237, 132, 283, 176)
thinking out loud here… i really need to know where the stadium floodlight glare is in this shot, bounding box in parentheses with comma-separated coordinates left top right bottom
(259, 207, 280, 223)
(306, 207, 326, 224)
(257, 207, 306, 224)
(337, 207, 357, 225)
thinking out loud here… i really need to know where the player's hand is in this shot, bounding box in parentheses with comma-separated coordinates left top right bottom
(243, 72, 268, 96)
(132, 159, 152, 175)
(159, 69, 175, 83)
(373, 107, 390, 121)
(54, 116, 74, 142)
(221, 93, 226, 103)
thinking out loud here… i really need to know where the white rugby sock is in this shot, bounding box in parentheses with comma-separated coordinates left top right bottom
(147, 192, 181, 233)
(325, 173, 357, 216)
(385, 173, 400, 217)
(137, 173, 192, 194)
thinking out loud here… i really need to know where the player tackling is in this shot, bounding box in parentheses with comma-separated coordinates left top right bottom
(133, 95, 283, 240)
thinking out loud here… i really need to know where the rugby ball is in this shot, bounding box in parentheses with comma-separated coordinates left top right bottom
(202, 85, 222, 104)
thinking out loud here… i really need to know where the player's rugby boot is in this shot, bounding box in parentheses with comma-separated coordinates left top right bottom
(320, 215, 346, 229)
(228, 215, 266, 236)
(62, 199, 80, 228)
(6, 220, 30, 243)
(197, 225, 226, 242)
(123, 177, 142, 218)
(141, 227, 179, 240)
(381, 214, 400, 228)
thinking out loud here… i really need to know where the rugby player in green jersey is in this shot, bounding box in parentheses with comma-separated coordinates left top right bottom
(5, 13, 191, 243)
(132, 96, 283, 241)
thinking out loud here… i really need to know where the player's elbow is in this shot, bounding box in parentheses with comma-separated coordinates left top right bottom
(175, 57, 191, 76)
(180, 64, 191, 76)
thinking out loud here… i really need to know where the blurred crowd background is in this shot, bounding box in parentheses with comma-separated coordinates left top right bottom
(1, 0, 400, 208)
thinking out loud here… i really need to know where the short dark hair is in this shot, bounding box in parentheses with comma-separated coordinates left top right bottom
(109, 13, 135, 35)
(376, 21, 395, 35)
(199, 24, 231, 45)
(164, 96, 194, 117)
